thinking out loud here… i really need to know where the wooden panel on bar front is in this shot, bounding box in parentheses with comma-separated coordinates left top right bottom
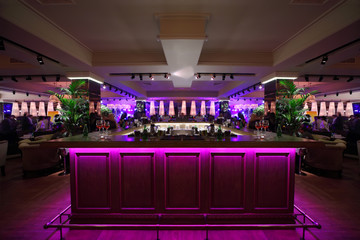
(75, 153, 111, 210)
(165, 153, 200, 210)
(119, 153, 155, 209)
(253, 152, 292, 211)
(209, 153, 246, 211)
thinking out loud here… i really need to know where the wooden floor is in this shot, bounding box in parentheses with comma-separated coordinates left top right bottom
(1, 156, 360, 240)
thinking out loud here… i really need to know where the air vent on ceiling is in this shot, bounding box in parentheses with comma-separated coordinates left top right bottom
(289, 0, 328, 5)
(36, 0, 76, 5)
(341, 58, 356, 63)
(9, 58, 24, 63)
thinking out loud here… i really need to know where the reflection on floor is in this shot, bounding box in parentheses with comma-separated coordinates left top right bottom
(0, 156, 359, 240)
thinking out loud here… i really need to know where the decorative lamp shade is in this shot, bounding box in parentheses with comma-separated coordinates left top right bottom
(346, 102, 353, 117)
(181, 100, 187, 115)
(336, 102, 344, 115)
(96, 102, 101, 115)
(209, 101, 215, 116)
(89, 101, 95, 113)
(159, 101, 165, 116)
(311, 101, 318, 115)
(38, 102, 46, 116)
(56, 102, 62, 111)
(200, 101, 206, 116)
(29, 102, 36, 116)
(328, 102, 335, 116)
(270, 101, 276, 113)
(264, 101, 268, 115)
(21, 102, 29, 115)
(169, 101, 175, 116)
(11, 102, 19, 117)
(150, 101, 156, 116)
(303, 102, 309, 111)
(319, 102, 326, 116)
(47, 102, 54, 112)
(190, 101, 196, 116)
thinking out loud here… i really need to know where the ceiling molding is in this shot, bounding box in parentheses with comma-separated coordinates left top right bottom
(199, 51, 273, 66)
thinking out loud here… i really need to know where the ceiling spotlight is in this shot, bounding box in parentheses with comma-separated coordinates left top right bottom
(242, 91, 245, 94)
(56, 75, 60, 82)
(13, 91, 15, 95)
(211, 74, 216, 81)
(38, 94, 41, 97)
(102, 85, 106, 89)
(318, 76, 323, 82)
(109, 86, 112, 91)
(305, 75, 309, 82)
(139, 74, 143, 81)
(0, 38, 5, 50)
(253, 86, 256, 90)
(222, 74, 226, 81)
(120, 90, 123, 94)
(0, 76, 3, 81)
(37, 55, 44, 65)
(131, 73, 135, 79)
(333, 76, 339, 80)
(165, 73, 171, 79)
(324, 94, 326, 97)
(350, 90, 352, 95)
(25, 75, 32, 80)
(41, 75, 46, 82)
(259, 85, 263, 89)
(230, 74, 234, 79)
(347, 76, 354, 82)
(336, 92, 339, 96)
(321, 55, 328, 65)
(195, 73, 201, 79)
(11, 76, 18, 82)
(149, 74, 154, 81)
(26, 92, 29, 96)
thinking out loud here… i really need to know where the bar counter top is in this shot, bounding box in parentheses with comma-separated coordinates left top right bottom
(41, 129, 325, 149)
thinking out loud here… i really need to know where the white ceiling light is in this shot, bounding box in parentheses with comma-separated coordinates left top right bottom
(66, 71, 104, 84)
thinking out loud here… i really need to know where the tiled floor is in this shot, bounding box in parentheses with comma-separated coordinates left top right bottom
(0, 156, 359, 240)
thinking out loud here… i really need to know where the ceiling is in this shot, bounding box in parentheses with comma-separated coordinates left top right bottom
(0, 0, 360, 101)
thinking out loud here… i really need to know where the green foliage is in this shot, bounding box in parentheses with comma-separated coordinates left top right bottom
(253, 105, 264, 116)
(276, 80, 317, 135)
(101, 105, 112, 116)
(48, 80, 89, 135)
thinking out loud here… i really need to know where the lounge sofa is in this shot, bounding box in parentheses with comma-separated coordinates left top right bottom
(18, 134, 60, 177)
(304, 134, 346, 177)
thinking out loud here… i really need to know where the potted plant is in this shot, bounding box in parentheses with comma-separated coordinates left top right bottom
(48, 80, 89, 136)
(276, 80, 316, 136)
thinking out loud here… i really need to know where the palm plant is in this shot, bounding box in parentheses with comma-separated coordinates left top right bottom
(276, 80, 316, 136)
(48, 80, 89, 135)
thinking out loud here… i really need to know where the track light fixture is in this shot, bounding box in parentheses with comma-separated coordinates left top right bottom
(336, 92, 339, 96)
(321, 55, 328, 65)
(347, 76, 354, 82)
(0, 38, 4, 51)
(37, 55, 44, 65)
(324, 94, 326, 97)
(26, 75, 31, 80)
(42, 76, 46, 82)
(26, 92, 29, 96)
(102, 85, 106, 89)
(195, 73, 201, 79)
(259, 85, 262, 89)
(333, 76, 339, 80)
(56, 75, 60, 82)
(149, 74, 154, 80)
(139, 74, 143, 81)
(350, 90, 352, 95)
(222, 74, 226, 81)
(13, 91, 15, 95)
(318, 76, 323, 82)
(38, 94, 41, 97)
(305, 75, 309, 82)
(165, 73, 171, 79)
(0, 76, 3, 81)
(230, 74, 234, 79)
(131, 74, 135, 79)
(11, 76, 18, 82)
(211, 74, 216, 81)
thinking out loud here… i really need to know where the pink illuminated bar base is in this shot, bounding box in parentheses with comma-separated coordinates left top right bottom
(69, 147, 295, 224)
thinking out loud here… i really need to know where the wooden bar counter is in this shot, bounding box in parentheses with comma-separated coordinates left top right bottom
(42, 129, 324, 225)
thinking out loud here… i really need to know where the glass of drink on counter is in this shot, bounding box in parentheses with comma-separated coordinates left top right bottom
(104, 121, 110, 137)
(261, 120, 269, 138)
(96, 120, 104, 138)
(255, 121, 261, 138)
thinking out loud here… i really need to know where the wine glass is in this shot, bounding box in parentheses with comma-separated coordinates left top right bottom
(262, 120, 269, 138)
(96, 120, 104, 138)
(104, 121, 110, 137)
(255, 121, 261, 138)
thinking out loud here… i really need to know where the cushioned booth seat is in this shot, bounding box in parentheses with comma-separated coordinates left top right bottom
(18, 134, 60, 177)
(0, 140, 8, 176)
(304, 134, 346, 177)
